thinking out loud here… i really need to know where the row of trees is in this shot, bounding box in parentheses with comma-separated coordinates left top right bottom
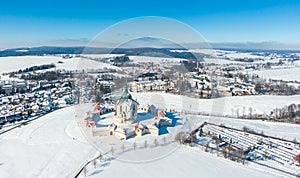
(6, 63, 56, 76)
(79, 137, 170, 177)
(19, 71, 74, 81)
(270, 103, 300, 124)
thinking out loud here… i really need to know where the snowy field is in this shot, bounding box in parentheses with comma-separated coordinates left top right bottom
(203, 57, 247, 64)
(131, 92, 300, 117)
(132, 91, 300, 141)
(249, 67, 300, 81)
(128, 56, 187, 64)
(0, 105, 97, 178)
(224, 51, 270, 59)
(0, 55, 119, 74)
(85, 146, 278, 178)
(81, 54, 125, 59)
(171, 48, 270, 59)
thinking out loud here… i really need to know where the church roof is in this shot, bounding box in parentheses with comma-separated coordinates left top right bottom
(120, 87, 132, 99)
(117, 86, 139, 105)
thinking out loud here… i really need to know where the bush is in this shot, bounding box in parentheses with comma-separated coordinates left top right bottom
(175, 132, 189, 144)
(294, 154, 300, 163)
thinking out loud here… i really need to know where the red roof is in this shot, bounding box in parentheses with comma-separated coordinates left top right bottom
(134, 123, 139, 130)
(94, 103, 101, 111)
(157, 110, 166, 118)
(85, 120, 96, 127)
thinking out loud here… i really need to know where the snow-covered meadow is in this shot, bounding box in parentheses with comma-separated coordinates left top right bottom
(128, 55, 187, 64)
(131, 92, 300, 117)
(0, 55, 119, 74)
(248, 67, 300, 81)
(84, 146, 278, 178)
(0, 105, 97, 178)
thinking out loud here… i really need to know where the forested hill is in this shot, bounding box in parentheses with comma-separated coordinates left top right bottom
(0, 46, 202, 60)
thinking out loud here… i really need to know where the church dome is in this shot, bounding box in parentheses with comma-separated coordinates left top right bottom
(119, 87, 132, 101)
(121, 91, 132, 99)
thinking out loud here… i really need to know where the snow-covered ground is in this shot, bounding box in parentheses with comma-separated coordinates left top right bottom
(196, 115, 300, 141)
(81, 54, 125, 59)
(202, 123, 300, 176)
(131, 91, 300, 141)
(224, 51, 269, 60)
(128, 56, 187, 64)
(85, 146, 278, 178)
(203, 57, 248, 64)
(171, 48, 271, 60)
(1, 102, 299, 177)
(0, 55, 119, 74)
(0, 105, 97, 178)
(249, 67, 300, 81)
(131, 92, 300, 117)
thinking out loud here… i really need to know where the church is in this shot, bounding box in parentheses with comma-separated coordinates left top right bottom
(114, 87, 139, 124)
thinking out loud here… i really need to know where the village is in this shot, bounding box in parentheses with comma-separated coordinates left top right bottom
(0, 76, 76, 131)
(0, 51, 300, 177)
(2, 50, 300, 131)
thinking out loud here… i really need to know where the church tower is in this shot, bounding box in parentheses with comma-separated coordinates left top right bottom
(115, 86, 139, 124)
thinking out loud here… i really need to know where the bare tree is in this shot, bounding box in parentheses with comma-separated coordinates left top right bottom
(110, 147, 114, 156)
(98, 154, 103, 163)
(222, 147, 228, 158)
(207, 131, 211, 136)
(199, 128, 203, 137)
(93, 159, 97, 168)
(212, 135, 219, 153)
(263, 150, 269, 159)
(253, 152, 257, 160)
(258, 138, 263, 145)
(154, 138, 159, 147)
(175, 132, 188, 144)
(205, 143, 209, 152)
(227, 145, 233, 159)
(122, 143, 125, 152)
(249, 107, 253, 119)
(242, 150, 246, 165)
(236, 108, 240, 118)
(83, 166, 88, 177)
(243, 126, 250, 132)
(293, 138, 298, 144)
(294, 154, 300, 164)
(238, 149, 244, 163)
(163, 137, 166, 145)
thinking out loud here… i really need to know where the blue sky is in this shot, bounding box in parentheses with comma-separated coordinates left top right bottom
(1, 0, 300, 48)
